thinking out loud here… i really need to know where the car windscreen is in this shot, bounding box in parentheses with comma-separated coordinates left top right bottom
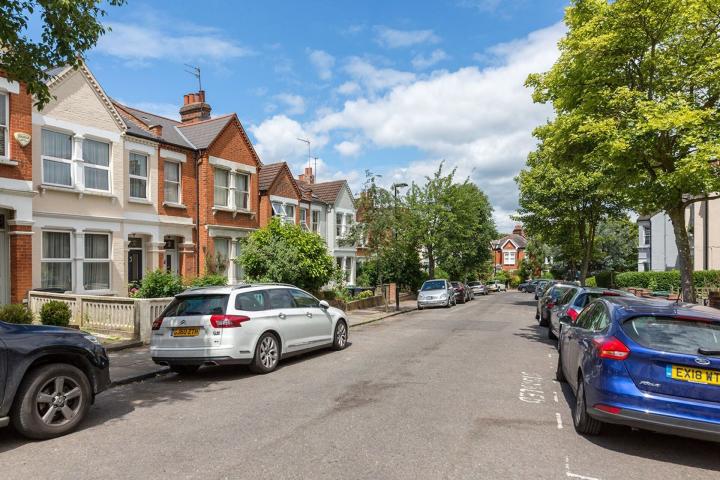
(422, 280, 446, 291)
(162, 295, 229, 317)
(622, 316, 720, 356)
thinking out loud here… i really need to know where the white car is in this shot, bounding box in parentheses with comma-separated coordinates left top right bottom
(486, 281, 507, 292)
(150, 284, 349, 374)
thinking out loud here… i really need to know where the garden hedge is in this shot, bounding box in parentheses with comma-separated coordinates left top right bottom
(614, 270, 720, 291)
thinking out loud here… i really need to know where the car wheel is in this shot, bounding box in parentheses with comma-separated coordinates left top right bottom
(11, 363, 92, 440)
(170, 365, 200, 375)
(417, 304, 423, 310)
(250, 333, 280, 374)
(539, 311, 549, 327)
(547, 323, 557, 340)
(573, 377, 603, 435)
(332, 320, 348, 351)
(555, 350, 566, 383)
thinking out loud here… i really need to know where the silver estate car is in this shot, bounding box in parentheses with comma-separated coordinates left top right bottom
(417, 279, 456, 309)
(150, 284, 349, 374)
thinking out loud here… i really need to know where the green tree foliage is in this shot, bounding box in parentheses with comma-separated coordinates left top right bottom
(0, 0, 126, 108)
(526, 0, 720, 301)
(406, 163, 497, 280)
(592, 217, 638, 272)
(238, 218, 336, 292)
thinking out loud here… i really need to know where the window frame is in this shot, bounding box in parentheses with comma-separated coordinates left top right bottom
(503, 250, 516, 265)
(82, 232, 111, 291)
(235, 172, 250, 210)
(214, 168, 231, 208)
(0, 91, 8, 159)
(41, 128, 74, 188)
(41, 230, 73, 291)
(284, 204, 296, 224)
(336, 212, 344, 237)
(82, 137, 111, 193)
(311, 210, 320, 233)
(129, 152, 149, 200)
(289, 288, 320, 308)
(163, 160, 182, 204)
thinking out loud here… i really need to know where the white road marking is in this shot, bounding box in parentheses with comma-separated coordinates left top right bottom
(553, 391, 559, 403)
(555, 412, 563, 429)
(518, 372, 545, 403)
(565, 456, 601, 480)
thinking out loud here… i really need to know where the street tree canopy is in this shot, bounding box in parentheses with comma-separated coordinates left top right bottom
(238, 219, 337, 293)
(0, 0, 125, 108)
(526, 0, 720, 301)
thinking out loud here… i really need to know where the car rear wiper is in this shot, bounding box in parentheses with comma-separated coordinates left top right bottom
(698, 348, 720, 356)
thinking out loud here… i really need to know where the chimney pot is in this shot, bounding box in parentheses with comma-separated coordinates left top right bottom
(198, 90, 205, 103)
(179, 91, 212, 123)
(183, 94, 190, 105)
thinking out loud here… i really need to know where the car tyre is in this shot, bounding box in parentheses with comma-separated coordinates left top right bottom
(170, 365, 200, 375)
(332, 320, 348, 351)
(547, 323, 557, 340)
(573, 377, 603, 435)
(250, 332, 280, 374)
(11, 363, 92, 440)
(555, 350, 566, 383)
(417, 304, 423, 310)
(539, 311, 549, 327)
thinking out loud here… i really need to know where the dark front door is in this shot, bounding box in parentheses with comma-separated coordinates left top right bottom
(128, 249, 143, 284)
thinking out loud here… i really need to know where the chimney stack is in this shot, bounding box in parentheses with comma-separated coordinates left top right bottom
(298, 166, 315, 184)
(180, 90, 211, 123)
(513, 224, 524, 237)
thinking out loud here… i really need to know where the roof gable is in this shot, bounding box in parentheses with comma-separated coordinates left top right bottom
(259, 162, 302, 198)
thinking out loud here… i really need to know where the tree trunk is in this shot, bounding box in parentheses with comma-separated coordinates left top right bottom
(667, 205, 695, 303)
(427, 245, 435, 279)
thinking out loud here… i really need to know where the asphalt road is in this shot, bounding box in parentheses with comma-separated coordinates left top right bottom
(1, 292, 719, 479)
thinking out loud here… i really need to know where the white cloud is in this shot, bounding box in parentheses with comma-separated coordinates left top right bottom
(274, 93, 306, 115)
(307, 49, 335, 80)
(334, 140, 362, 157)
(411, 49, 449, 69)
(97, 23, 253, 62)
(343, 57, 416, 95)
(375, 26, 440, 48)
(250, 115, 328, 164)
(337, 81, 361, 96)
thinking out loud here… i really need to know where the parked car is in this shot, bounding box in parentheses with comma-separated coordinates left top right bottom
(417, 279, 456, 309)
(557, 296, 720, 442)
(451, 282, 473, 303)
(548, 287, 633, 341)
(0, 321, 111, 439)
(518, 279, 540, 293)
(487, 280, 507, 292)
(534, 280, 556, 300)
(536, 283, 576, 327)
(467, 281, 488, 296)
(151, 284, 349, 375)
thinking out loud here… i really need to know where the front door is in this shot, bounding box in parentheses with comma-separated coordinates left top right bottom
(0, 212, 9, 305)
(164, 238, 178, 274)
(128, 249, 143, 284)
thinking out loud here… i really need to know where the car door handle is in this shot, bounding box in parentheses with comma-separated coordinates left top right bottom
(278, 312, 287, 320)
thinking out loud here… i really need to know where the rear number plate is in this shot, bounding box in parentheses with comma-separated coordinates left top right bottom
(667, 364, 720, 386)
(172, 327, 200, 337)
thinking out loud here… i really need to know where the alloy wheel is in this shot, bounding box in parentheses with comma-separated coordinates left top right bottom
(259, 336, 278, 369)
(35, 376, 83, 427)
(336, 322, 347, 348)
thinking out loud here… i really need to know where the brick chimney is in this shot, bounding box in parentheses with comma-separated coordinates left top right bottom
(179, 90, 211, 123)
(513, 224, 524, 237)
(149, 124, 163, 137)
(298, 166, 315, 184)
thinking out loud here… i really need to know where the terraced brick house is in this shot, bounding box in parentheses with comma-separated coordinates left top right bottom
(491, 225, 527, 272)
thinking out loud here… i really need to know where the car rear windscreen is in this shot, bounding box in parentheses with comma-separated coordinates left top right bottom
(622, 316, 720, 356)
(162, 295, 229, 317)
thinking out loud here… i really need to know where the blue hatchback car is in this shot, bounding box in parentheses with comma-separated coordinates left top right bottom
(557, 296, 720, 442)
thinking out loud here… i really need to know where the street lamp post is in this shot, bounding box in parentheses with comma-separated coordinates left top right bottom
(392, 182, 408, 311)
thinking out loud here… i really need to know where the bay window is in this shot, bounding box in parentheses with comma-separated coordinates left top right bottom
(0, 92, 7, 158)
(83, 139, 110, 191)
(300, 207, 309, 230)
(271, 202, 284, 217)
(214, 169, 230, 207)
(83, 233, 110, 290)
(42, 129, 73, 186)
(164, 161, 181, 204)
(284, 204, 295, 224)
(41, 231, 72, 291)
(235, 173, 249, 210)
(129, 152, 148, 199)
(214, 238, 230, 274)
(336, 213, 344, 237)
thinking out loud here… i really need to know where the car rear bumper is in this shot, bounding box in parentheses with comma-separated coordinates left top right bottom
(152, 356, 252, 367)
(589, 406, 720, 442)
(151, 345, 252, 364)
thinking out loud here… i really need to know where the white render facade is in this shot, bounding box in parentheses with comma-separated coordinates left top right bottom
(325, 185, 357, 285)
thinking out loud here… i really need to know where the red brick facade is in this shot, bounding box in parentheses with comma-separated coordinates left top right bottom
(259, 164, 302, 227)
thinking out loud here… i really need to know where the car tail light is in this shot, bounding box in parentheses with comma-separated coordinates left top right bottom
(594, 404, 621, 414)
(593, 336, 630, 360)
(547, 301, 555, 309)
(567, 308, 579, 322)
(210, 314, 250, 328)
(601, 291, 621, 297)
(152, 316, 164, 330)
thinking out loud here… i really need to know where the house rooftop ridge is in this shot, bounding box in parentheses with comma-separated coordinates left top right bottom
(176, 113, 235, 127)
(111, 99, 182, 125)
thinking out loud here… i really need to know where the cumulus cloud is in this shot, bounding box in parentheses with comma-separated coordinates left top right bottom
(96, 23, 253, 62)
(411, 49, 449, 70)
(337, 81, 361, 96)
(343, 57, 416, 95)
(249, 115, 328, 164)
(308, 49, 335, 80)
(334, 140, 362, 157)
(274, 93, 306, 115)
(375, 26, 440, 48)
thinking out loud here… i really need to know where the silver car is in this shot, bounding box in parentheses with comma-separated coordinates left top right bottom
(417, 279, 456, 309)
(467, 281, 488, 296)
(150, 284, 349, 374)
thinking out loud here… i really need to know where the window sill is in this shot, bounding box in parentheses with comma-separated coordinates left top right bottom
(163, 202, 187, 210)
(128, 197, 152, 205)
(81, 189, 115, 199)
(0, 157, 19, 166)
(213, 206, 256, 218)
(212, 205, 235, 213)
(39, 184, 80, 194)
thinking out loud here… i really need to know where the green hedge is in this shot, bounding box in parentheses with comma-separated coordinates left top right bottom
(614, 270, 720, 291)
(585, 276, 597, 287)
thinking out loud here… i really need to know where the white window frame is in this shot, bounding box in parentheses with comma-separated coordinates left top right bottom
(0, 91, 8, 159)
(271, 201, 285, 217)
(82, 137, 111, 193)
(503, 250, 516, 266)
(311, 210, 320, 233)
(300, 207, 309, 231)
(129, 152, 149, 200)
(83, 232, 111, 291)
(284, 204, 296, 224)
(41, 128, 74, 188)
(235, 172, 250, 210)
(41, 230, 73, 291)
(336, 212, 344, 237)
(214, 168, 231, 208)
(164, 160, 182, 204)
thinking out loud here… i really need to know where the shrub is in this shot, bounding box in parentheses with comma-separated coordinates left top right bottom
(595, 271, 614, 288)
(585, 276, 597, 287)
(40, 301, 71, 327)
(541, 271, 554, 280)
(615, 271, 683, 291)
(189, 274, 228, 288)
(135, 270, 185, 298)
(356, 289, 375, 300)
(0, 304, 34, 324)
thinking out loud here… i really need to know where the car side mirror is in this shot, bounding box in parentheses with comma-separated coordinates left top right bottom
(319, 300, 330, 309)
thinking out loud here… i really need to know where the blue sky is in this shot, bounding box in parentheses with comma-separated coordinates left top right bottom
(85, 0, 569, 232)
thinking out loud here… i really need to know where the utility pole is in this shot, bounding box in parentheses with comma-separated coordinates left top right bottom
(392, 182, 408, 311)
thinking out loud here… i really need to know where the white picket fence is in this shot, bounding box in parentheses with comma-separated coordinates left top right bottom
(27, 291, 174, 343)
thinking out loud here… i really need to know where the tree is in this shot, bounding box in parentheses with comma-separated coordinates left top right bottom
(592, 217, 639, 273)
(1, 0, 125, 108)
(237, 218, 336, 293)
(527, 0, 720, 302)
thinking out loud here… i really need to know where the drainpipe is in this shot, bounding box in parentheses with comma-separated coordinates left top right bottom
(195, 150, 202, 276)
(704, 198, 709, 270)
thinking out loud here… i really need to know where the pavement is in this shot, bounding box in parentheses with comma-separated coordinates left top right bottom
(2, 292, 719, 479)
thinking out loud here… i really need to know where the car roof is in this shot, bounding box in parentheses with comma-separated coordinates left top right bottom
(578, 287, 633, 296)
(176, 283, 298, 296)
(601, 296, 720, 322)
